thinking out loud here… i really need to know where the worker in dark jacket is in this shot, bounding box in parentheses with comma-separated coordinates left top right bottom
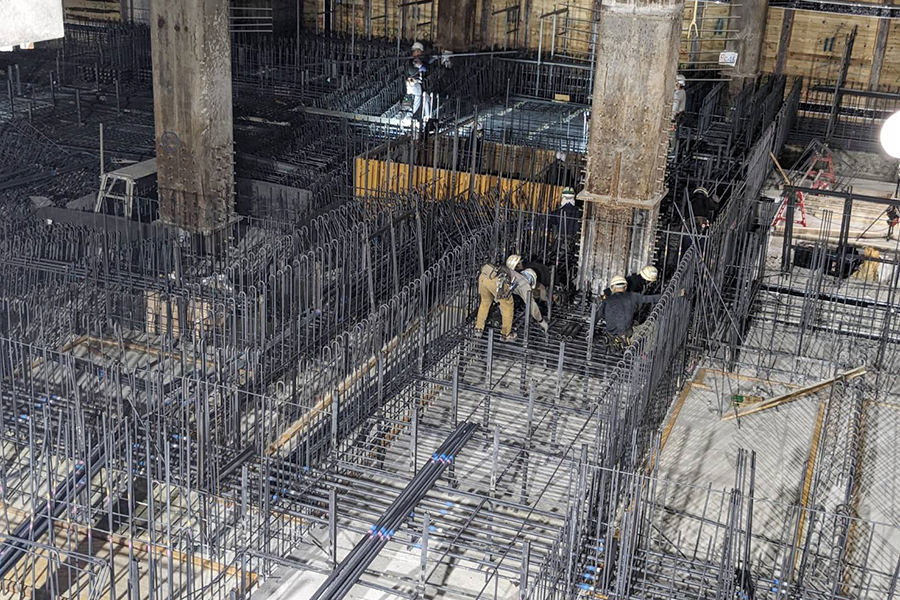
(602, 265, 658, 298)
(549, 187, 581, 237)
(598, 274, 660, 342)
(690, 186, 720, 227)
(549, 187, 582, 288)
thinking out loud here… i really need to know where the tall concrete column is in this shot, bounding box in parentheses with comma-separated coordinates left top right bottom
(580, 0, 682, 293)
(150, 0, 234, 233)
(727, 0, 769, 94)
(437, 0, 478, 50)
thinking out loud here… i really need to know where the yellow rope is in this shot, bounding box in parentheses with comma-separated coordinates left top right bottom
(688, 0, 700, 39)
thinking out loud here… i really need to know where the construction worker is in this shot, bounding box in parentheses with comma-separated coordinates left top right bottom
(549, 187, 582, 288)
(672, 74, 687, 124)
(543, 151, 578, 188)
(689, 186, 719, 226)
(521, 259, 552, 303)
(602, 265, 658, 298)
(598, 274, 660, 345)
(887, 206, 899, 240)
(475, 254, 549, 341)
(520, 267, 550, 305)
(550, 187, 580, 237)
(404, 63, 424, 120)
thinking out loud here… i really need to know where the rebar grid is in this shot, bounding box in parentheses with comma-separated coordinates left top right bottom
(0, 20, 899, 600)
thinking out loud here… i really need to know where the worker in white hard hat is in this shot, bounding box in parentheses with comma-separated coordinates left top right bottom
(404, 62, 424, 120)
(673, 74, 687, 122)
(602, 265, 658, 298)
(598, 274, 660, 344)
(690, 185, 721, 227)
(475, 254, 549, 341)
(549, 186, 582, 288)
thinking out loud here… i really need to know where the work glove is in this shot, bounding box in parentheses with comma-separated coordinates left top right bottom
(539, 320, 549, 333)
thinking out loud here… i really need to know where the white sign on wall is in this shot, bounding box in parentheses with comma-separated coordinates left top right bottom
(719, 51, 739, 67)
(1, 0, 65, 49)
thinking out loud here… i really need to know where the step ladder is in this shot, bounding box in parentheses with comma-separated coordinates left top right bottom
(772, 148, 836, 229)
(94, 158, 157, 218)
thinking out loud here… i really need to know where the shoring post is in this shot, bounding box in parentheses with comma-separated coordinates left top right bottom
(451, 362, 459, 427)
(411, 396, 419, 475)
(485, 330, 494, 427)
(523, 288, 532, 348)
(520, 447, 529, 505)
(526, 380, 535, 438)
(547, 265, 556, 324)
(556, 341, 565, 398)
(519, 540, 531, 600)
(329, 488, 338, 565)
(240, 465, 248, 518)
(491, 426, 500, 493)
(419, 512, 430, 595)
(586, 301, 597, 362)
(331, 387, 340, 451)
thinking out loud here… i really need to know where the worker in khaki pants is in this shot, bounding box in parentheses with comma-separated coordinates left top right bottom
(475, 255, 549, 341)
(476, 263, 517, 340)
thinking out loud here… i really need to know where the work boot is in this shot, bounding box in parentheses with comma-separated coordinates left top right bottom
(502, 331, 517, 342)
(474, 328, 484, 339)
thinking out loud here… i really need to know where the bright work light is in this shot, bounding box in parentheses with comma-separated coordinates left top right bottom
(881, 111, 900, 159)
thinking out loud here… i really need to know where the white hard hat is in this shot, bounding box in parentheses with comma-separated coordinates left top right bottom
(610, 275, 628, 290)
(412, 42, 425, 52)
(640, 265, 658, 282)
(522, 268, 537, 288)
(506, 254, 523, 271)
(676, 74, 686, 86)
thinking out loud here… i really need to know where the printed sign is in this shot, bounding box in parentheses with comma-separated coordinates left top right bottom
(719, 51, 738, 66)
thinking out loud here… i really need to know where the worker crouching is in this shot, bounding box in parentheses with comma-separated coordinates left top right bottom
(475, 254, 549, 342)
(599, 274, 660, 348)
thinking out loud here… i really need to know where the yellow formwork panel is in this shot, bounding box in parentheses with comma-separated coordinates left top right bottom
(354, 157, 566, 212)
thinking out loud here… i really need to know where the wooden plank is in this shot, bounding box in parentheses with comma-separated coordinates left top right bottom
(646, 368, 708, 472)
(796, 399, 827, 549)
(721, 366, 866, 421)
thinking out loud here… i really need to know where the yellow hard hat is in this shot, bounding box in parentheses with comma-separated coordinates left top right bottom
(610, 275, 627, 290)
(640, 266, 658, 282)
(506, 254, 522, 271)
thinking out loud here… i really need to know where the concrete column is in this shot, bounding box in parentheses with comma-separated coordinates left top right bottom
(580, 0, 682, 292)
(437, 0, 478, 50)
(150, 0, 234, 233)
(727, 0, 769, 94)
